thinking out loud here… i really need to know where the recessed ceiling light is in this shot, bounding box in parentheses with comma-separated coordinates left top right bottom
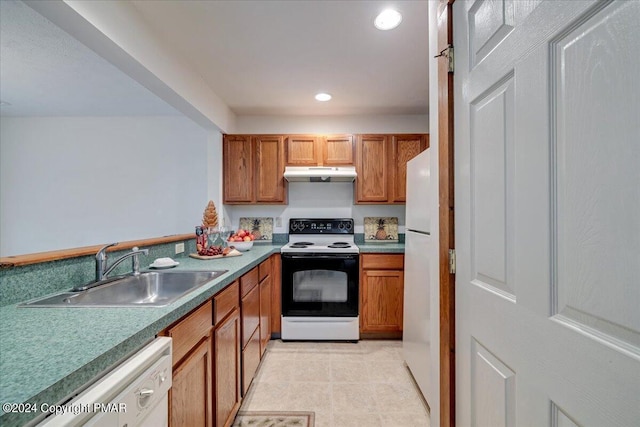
(374, 9, 402, 30)
(315, 93, 332, 102)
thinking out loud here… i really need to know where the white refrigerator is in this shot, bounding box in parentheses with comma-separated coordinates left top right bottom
(403, 149, 437, 411)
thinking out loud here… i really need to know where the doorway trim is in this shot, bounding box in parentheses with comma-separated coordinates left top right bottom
(437, 1, 456, 426)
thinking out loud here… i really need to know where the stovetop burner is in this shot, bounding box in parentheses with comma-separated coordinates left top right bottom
(328, 242, 351, 248)
(290, 242, 314, 247)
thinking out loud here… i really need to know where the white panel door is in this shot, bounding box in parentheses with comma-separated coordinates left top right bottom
(454, 1, 640, 426)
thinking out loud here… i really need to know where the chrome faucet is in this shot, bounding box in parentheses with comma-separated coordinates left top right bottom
(95, 243, 149, 281)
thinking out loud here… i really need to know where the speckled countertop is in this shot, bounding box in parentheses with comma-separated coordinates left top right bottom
(358, 243, 405, 253)
(0, 244, 281, 427)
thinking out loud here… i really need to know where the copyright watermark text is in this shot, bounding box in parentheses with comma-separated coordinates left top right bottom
(2, 402, 127, 416)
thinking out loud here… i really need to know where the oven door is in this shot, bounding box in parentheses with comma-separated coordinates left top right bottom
(281, 253, 358, 317)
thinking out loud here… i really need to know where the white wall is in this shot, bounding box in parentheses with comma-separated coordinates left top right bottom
(235, 114, 428, 134)
(207, 130, 223, 215)
(0, 116, 217, 256)
(224, 182, 406, 235)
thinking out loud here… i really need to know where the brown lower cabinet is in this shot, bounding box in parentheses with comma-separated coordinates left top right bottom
(163, 302, 214, 427)
(360, 254, 405, 338)
(171, 336, 213, 427)
(213, 282, 241, 427)
(270, 254, 282, 335)
(162, 257, 275, 427)
(258, 256, 272, 356)
(163, 252, 409, 425)
(259, 275, 272, 355)
(241, 268, 261, 395)
(242, 327, 261, 395)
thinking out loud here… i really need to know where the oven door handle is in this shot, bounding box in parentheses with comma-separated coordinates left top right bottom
(283, 254, 358, 260)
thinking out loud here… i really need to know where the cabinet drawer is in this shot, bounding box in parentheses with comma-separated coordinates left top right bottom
(166, 302, 212, 366)
(242, 327, 261, 396)
(259, 276, 272, 356)
(214, 281, 239, 325)
(241, 267, 259, 297)
(241, 284, 260, 349)
(258, 258, 271, 282)
(361, 254, 404, 270)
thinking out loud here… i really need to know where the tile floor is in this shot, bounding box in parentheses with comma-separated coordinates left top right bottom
(238, 340, 431, 427)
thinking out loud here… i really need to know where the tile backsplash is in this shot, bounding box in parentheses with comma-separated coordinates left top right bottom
(364, 217, 399, 242)
(239, 217, 274, 241)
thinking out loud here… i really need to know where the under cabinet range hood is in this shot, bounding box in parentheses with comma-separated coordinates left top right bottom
(283, 166, 357, 182)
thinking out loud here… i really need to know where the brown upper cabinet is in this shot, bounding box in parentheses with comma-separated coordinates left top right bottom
(223, 135, 286, 204)
(355, 135, 389, 203)
(285, 134, 354, 166)
(223, 133, 426, 205)
(285, 135, 319, 166)
(389, 134, 429, 203)
(322, 134, 355, 165)
(355, 134, 428, 204)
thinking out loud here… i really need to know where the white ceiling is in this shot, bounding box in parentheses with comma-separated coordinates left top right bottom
(0, 0, 429, 119)
(0, 0, 179, 117)
(131, 0, 430, 116)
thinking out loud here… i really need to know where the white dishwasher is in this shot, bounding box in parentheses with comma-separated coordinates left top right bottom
(38, 337, 172, 427)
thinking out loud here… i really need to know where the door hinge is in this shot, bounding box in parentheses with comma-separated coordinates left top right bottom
(434, 44, 454, 73)
(448, 249, 456, 274)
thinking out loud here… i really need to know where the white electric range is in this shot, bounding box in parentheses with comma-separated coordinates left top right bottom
(280, 218, 360, 341)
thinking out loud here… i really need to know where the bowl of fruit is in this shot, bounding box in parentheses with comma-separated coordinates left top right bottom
(227, 229, 255, 251)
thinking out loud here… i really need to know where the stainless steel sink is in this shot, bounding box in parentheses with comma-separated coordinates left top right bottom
(19, 270, 228, 308)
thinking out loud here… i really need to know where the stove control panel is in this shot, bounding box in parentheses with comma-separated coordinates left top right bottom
(289, 218, 354, 234)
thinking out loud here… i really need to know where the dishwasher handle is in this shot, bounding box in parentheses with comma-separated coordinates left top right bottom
(137, 388, 155, 409)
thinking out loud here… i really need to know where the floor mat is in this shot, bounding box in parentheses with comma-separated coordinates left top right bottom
(232, 411, 315, 427)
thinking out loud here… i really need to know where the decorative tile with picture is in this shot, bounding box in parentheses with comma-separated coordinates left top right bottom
(239, 217, 274, 242)
(364, 217, 399, 243)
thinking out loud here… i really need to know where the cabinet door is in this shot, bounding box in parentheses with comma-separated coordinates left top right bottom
(259, 275, 272, 356)
(322, 134, 354, 165)
(286, 135, 319, 165)
(355, 135, 388, 203)
(223, 135, 254, 203)
(258, 257, 271, 282)
(270, 254, 282, 335)
(214, 309, 241, 427)
(389, 134, 429, 203)
(255, 135, 286, 203)
(361, 269, 404, 333)
(242, 327, 261, 396)
(171, 336, 213, 427)
(241, 283, 260, 349)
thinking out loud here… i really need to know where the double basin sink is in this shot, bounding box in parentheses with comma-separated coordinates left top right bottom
(19, 270, 228, 308)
